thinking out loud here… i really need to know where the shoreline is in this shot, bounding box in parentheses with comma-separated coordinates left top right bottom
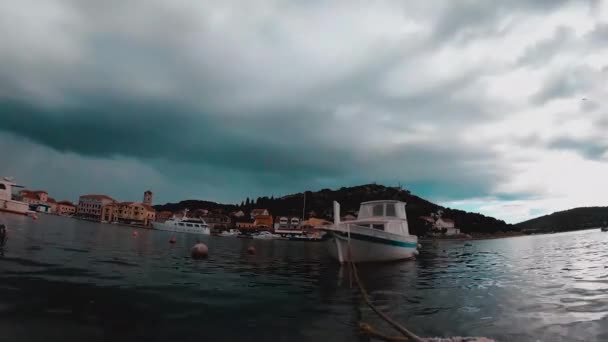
(420, 232, 526, 242)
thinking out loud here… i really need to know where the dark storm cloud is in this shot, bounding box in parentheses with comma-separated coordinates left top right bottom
(0, 0, 604, 211)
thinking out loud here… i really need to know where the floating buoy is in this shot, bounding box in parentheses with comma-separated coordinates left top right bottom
(32, 214, 38, 221)
(132, 231, 138, 237)
(247, 246, 256, 255)
(191, 243, 208, 259)
(169, 236, 176, 244)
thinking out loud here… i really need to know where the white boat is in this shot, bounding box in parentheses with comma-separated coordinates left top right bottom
(152, 209, 210, 235)
(0, 177, 32, 216)
(219, 229, 241, 237)
(322, 200, 418, 263)
(252, 231, 281, 239)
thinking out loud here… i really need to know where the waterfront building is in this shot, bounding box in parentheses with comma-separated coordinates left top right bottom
(102, 201, 156, 226)
(250, 208, 269, 219)
(205, 213, 231, 231)
(57, 201, 77, 216)
(77, 194, 116, 220)
(274, 216, 302, 234)
(236, 218, 255, 230)
(253, 214, 273, 230)
(156, 210, 173, 222)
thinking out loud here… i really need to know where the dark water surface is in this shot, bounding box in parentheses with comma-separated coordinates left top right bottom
(1, 214, 608, 341)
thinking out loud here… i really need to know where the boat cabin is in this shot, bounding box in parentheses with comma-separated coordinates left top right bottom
(0, 179, 18, 202)
(351, 200, 410, 236)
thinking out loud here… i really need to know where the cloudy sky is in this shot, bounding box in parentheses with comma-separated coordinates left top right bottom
(1, 1, 607, 223)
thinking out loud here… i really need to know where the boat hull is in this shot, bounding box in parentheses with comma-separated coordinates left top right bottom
(326, 231, 418, 263)
(0, 200, 30, 216)
(152, 222, 210, 235)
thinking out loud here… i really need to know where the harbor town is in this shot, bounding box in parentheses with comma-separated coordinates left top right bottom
(1, 175, 474, 242)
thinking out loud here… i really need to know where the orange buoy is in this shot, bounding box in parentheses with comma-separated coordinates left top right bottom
(32, 214, 38, 221)
(132, 231, 138, 237)
(191, 243, 208, 259)
(169, 236, 177, 244)
(247, 246, 256, 255)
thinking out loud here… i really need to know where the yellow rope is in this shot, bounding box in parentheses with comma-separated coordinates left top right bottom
(349, 259, 423, 342)
(345, 235, 423, 342)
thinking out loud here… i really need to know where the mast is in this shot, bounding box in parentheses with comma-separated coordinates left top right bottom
(302, 192, 306, 221)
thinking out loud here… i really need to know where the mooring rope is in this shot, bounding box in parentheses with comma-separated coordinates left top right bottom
(347, 242, 423, 342)
(345, 231, 494, 342)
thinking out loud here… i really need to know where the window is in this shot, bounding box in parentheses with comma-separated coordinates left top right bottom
(178, 223, 185, 226)
(0, 184, 5, 190)
(372, 224, 384, 231)
(186, 223, 193, 227)
(386, 204, 396, 217)
(372, 204, 383, 216)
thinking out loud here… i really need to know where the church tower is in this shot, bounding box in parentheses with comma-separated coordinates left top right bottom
(143, 190, 153, 205)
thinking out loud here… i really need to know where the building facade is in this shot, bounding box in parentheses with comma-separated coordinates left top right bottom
(77, 194, 116, 220)
(101, 202, 156, 226)
(274, 216, 302, 234)
(250, 208, 269, 219)
(156, 211, 173, 222)
(205, 214, 231, 231)
(253, 214, 273, 230)
(57, 201, 77, 216)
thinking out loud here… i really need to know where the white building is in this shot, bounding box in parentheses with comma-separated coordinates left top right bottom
(435, 217, 460, 235)
(421, 210, 461, 236)
(250, 208, 269, 218)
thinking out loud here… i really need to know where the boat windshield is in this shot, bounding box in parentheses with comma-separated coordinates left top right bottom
(358, 202, 406, 219)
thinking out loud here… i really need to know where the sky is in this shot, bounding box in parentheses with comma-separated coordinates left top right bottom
(1, 0, 607, 223)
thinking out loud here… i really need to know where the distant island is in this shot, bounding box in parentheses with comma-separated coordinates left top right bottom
(154, 184, 514, 237)
(515, 206, 608, 233)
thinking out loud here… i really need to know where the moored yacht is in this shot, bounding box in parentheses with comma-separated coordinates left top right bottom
(0, 177, 32, 216)
(321, 200, 418, 263)
(219, 229, 240, 237)
(252, 231, 281, 239)
(152, 209, 210, 235)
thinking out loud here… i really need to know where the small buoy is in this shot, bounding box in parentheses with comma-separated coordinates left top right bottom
(169, 236, 176, 244)
(191, 243, 208, 259)
(247, 246, 256, 255)
(132, 231, 138, 237)
(32, 214, 38, 221)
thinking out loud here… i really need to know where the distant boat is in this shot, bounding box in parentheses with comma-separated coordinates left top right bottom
(252, 231, 281, 240)
(219, 229, 240, 237)
(321, 200, 419, 263)
(152, 209, 210, 235)
(0, 177, 32, 216)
